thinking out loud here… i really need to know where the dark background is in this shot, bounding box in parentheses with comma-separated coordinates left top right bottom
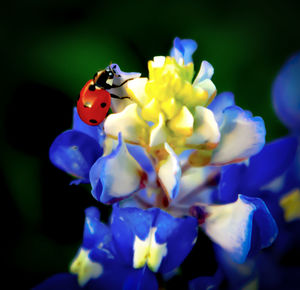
(1, 0, 299, 288)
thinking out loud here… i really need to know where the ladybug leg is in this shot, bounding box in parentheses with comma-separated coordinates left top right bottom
(110, 78, 136, 89)
(110, 94, 131, 100)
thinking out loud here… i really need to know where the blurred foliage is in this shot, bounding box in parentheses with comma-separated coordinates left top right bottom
(1, 0, 299, 288)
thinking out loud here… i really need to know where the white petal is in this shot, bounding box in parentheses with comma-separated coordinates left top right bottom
(177, 166, 217, 202)
(201, 195, 255, 263)
(152, 56, 166, 68)
(211, 106, 266, 165)
(90, 133, 144, 203)
(70, 248, 103, 286)
(186, 106, 220, 148)
(149, 113, 169, 147)
(104, 103, 149, 145)
(133, 227, 167, 272)
(157, 143, 181, 199)
(168, 106, 194, 137)
(126, 77, 150, 106)
(193, 60, 214, 85)
(195, 79, 217, 100)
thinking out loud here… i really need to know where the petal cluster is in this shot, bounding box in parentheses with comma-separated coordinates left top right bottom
(36, 206, 198, 289)
(104, 38, 266, 171)
(118, 56, 217, 152)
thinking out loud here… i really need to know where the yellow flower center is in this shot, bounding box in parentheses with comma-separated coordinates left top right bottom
(141, 56, 210, 126)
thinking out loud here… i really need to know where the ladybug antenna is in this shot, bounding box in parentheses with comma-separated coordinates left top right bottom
(109, 64, 116, 75)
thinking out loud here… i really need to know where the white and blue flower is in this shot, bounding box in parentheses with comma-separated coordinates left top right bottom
(35, 206, 198, 290)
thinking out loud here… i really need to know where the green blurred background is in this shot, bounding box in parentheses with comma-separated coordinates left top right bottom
(1, 0, 299, 288)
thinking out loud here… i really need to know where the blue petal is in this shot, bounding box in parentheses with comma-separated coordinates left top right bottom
(214, 245, 258, 290)
(170, 37, 197, 64)
(73, 107, 106, 145)
(123, 268, 158, 290)
(268, 144, 300, 198)
(49, 130, 103, 182)
(34, 270, 143, 290)
(241, 195, 278, 249)
(33, 273, 80, 290)
(88, 248, 132, 290)
(207, 92, 235, 126)
(154, 210, 198, 273)
(127, 143, 156, 179)
(272, 52, 300, 133)
(240, 136, 298, 195)
(82, 207, 112, 250)
(281, 151, 300, 195)
(218, 164, 242, 203)
(269, 138, 300, 197)
(180, 39, 198, 64)
(110, 206, 198, 273)
(218, 136, 298, 202)
(110, 206, 154, 266)
(170, 37, 184, 62)
(189, 269, 223, 290)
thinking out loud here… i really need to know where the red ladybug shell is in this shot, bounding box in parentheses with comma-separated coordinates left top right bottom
(77, 80, 111, 126)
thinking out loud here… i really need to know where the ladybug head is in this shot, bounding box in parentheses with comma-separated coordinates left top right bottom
(93, 65, 117, 89)
(94, 64, 141, 89)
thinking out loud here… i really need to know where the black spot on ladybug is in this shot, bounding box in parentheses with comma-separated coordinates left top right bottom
(89, 119, 98, 124)
(89, 84, 96, 91)
(100, 102, 107, 108)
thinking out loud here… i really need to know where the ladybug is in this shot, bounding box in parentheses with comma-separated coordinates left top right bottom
(77, 64, 140, 126)
(77, 79, 111, 125)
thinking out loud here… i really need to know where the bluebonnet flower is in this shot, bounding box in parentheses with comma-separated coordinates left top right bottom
(34, 206, 198, 290)
(191, 51, 300, 290)
(44, 37, 283, 289)
(92, 38, 266, 206)
(91, 37, 274, 268)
